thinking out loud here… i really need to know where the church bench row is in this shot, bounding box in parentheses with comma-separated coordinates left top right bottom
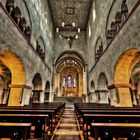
(74, 103, 140, 140)
(0, 122, 31, 140)
(91, 122, 140, 140)
(75, 103, 140, 126)
(0, 114, 49, 139)
(74, 102, 140, 110)
(0, 102, 65, 121)
(0, 112, 53, 139)
(74, 102, 140, 120)
(0, 102, 65, 139)
(81, 113, 140, 140)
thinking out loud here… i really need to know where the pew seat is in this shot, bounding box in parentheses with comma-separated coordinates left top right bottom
(91, 123, 140, 140)
(0, 122, 31, 140)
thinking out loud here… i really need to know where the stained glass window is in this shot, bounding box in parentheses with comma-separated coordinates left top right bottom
(73, 77, 76, 88)
(68, 75, 72, 87)
(63, 77, 66, 88)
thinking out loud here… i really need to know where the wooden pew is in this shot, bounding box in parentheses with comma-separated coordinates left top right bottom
(80, 113, 140, 140)
(91, 122, 140, 140)
(0, 102, 65, 139)
(74, 103, 140, 140)
(0, 111, 54, 139)
(0, 114, 49, 139)
(0, 122, 31, 140)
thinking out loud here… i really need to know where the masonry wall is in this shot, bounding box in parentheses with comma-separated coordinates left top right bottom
(54, 32, 87, 64)
(87, 0, 140, 106)
(0, 0, 54, 105)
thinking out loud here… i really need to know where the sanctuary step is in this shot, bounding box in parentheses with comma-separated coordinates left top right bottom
(54, 97, 82, 105)
(53, 105, 81, 140)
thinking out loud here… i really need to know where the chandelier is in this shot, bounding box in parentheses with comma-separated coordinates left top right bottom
(56, 22, 81, 48)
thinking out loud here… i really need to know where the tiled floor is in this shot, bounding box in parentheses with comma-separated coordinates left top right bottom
(53, 106, 81, 140)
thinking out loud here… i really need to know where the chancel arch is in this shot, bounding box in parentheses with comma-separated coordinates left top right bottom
(32, 73, 42, 103)
(113, 49, 140, 107)
(0, 51, 25, 106)
(54, 51, 85, 99)
(97, 72, 109, 104)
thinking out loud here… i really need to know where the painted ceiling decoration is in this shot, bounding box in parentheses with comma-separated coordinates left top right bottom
(48, 0, 93, 31)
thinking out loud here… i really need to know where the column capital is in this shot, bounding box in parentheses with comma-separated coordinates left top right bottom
(9, 84, 32, 89)
(108, 83, 131, 90)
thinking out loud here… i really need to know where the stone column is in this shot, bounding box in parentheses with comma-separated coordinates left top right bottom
(8, 84, 32, 106)
(40, 90, 44, 103)
(57, 73, 61, 96)
(83, 65, 88, 102)
(22, 87, 32, 105)
(49, 67, 55, 102)
(108, 83, 132, 107)
(2, 89, 9, 104)
(98, 89, 109, 104)
(135, 73, 140, 105)
(0, 88, 3, 104)
(78, 73, 83, 97)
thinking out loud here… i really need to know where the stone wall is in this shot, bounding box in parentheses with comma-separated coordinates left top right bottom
(54, 32, 87, 64)
(0, 0, 54, 105)
(87, 0, 140, 106)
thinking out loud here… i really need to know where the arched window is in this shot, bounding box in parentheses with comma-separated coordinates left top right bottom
(95, 37, 103, 61)
(67, 75, 72, 87)
(92, 2, 96, 22)
(63, 77, 66, 88)
(73, 77, 76, 88)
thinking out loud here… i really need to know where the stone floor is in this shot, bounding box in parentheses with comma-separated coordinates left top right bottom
(53, 106, 81, 140)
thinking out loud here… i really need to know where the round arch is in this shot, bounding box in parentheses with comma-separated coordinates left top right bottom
(95, 37, 103, 61)
(114, 49, 140, 106)
(32, 73, 42, 90)
(0, 51, 25, 106)
(114, 49, 139, 83)
(54, 50, 86, 66)
(97, 72, 109, 103)
(54, 51, 85, 98)
(98, 72, 108, 90)
(32, 73, 42, 103)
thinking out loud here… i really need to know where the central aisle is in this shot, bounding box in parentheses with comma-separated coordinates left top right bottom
(53, 105, 81, 140)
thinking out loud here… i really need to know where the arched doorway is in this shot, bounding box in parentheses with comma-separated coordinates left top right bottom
(54, 51, 85, 100)
(114, 49, 140, 106)
(0, 51, 25, 106)
(32, 73, 42, 103)
(44, 81, 50, 102)
(97, 72, 109, 104)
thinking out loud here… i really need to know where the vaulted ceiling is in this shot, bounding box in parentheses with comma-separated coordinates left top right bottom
(48, 0, 93, 31)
